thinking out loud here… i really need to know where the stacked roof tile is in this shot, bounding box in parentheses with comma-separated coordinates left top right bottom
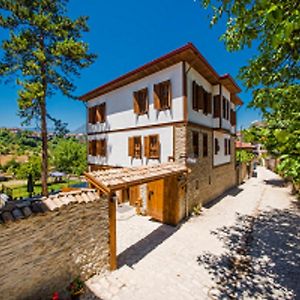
(0, 189, 99, 224)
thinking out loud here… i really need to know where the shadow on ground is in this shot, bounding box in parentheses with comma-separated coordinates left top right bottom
(197, 205, 300, 299)
(118, 223, 180, 268)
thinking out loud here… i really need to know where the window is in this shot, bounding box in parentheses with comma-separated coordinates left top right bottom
(203, 92, 212, 115)
(222, 96, 226, 119)
(192, 131, 199, 158)
(227, 100, 230, 120)
(224, 139, 228, 155)
(144, 135, 160, 159)
(154, 80, 172, 110)
(133, 88, 149, 115)
(214, 138, 220, 155)
(89, 140, 96, 156)
(213, 95, 221, 118)
(203, 133, 208, 157)
(96, 139, 106, 157)
(230, 109, 236, 125)
(88, 103, 106, 124)
(228, 139, 231, 155)
(128, 136, 142, 159)
(192, 81, 211, 114)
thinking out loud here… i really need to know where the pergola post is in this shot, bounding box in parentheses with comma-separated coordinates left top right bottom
(109, 193, 117, 270)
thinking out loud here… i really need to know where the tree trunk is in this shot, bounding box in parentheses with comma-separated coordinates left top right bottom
(40, 97, 48, 197)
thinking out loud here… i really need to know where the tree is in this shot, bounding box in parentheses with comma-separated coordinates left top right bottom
(198, 0, 300, 185)
(0, 0, 96, 196)
(16, 155, 41, 181)
(50, 138, 87, 176)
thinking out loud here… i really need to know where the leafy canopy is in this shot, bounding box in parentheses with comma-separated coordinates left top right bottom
(199, 0, 300, 184)
(0, 0, 96, 124)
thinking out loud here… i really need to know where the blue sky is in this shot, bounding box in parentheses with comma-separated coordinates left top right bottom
(0, 0, 261, 131)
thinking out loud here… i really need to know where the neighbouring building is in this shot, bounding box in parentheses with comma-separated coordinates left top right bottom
(80, 43, 243, 226)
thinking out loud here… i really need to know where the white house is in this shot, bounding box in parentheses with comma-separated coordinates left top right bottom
(80, 43, 243, 220)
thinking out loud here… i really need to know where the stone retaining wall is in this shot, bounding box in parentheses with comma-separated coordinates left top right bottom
(0, 193, 109, 300)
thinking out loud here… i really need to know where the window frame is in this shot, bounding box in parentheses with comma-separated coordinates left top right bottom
(192, 131, 199, 158)
(203, 133, 208, 157)
(214, 138, 220, 155)
(154, 80, 172, 111)
(133, 88, 149, 115)
(148, 134, 160, 159)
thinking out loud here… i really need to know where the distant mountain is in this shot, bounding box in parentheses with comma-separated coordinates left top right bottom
(72, 124, 86, 134)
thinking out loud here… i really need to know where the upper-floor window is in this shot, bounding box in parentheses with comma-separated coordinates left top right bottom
(213, 95, 221, 118)
(203, 133, 208, 157)
(192, 81, 211, 114)
(214, 138, 220, 155)
(89, 103, 106, 124)
(144, 134, 160, 159)
(154, 80, 172, 110)
(230, 109, 236, 126)
(224, 138, 228, 155)
(96, 139, 107, 157)
(89, 140, 96, 156)
(128, 136, 142, 159)
(133, 88, 149, 115)
(192, 131, 199, 158)
(222, 96, 227, 119)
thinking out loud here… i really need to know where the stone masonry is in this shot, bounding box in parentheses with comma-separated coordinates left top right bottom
(0, 190, 110, 300)
(174, 124, 236, 220)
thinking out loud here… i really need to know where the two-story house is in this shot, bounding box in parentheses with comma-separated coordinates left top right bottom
(80, 43, 243, 222)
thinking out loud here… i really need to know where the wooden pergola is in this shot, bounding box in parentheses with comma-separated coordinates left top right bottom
(84, 162, 187, 270)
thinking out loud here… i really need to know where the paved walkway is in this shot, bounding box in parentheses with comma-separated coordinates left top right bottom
(84, 167, 300, 300)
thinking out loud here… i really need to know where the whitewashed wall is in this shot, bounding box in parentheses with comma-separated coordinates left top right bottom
(213, 131, 231, 166)
(88, 63, 184, 133)
(88, 126, 173, 167)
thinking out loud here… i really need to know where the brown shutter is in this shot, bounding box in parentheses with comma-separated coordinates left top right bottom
(154, 84, 161, 110)
(95, 105, 101, 123)
(224, 139, 227, 155)
(156, 135, 160, 159)
(128, 137, 134, 157)
(102, 139, 107, 156)
(192, 81, 198, 110)
(144, 136, 150, 158)
(102, 103, 106, 122)
(88, 107, 94, 124)
(145, 89, 149, 113)
(167, 80, 172, 109)
(89, 141, 94, 155)
(96, 140, 101, 156)
(231, 110, 236, 126)
(213, 95, 220, 117)
(207, 93, 212, 114)
(199, 86, 205, 110)
(133, 91, 139, 114)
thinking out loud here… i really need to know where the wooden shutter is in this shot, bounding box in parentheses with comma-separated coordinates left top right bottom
(224, 139, 227, 155)
(96, 140, 101, 156)
(144, 136, 150, 158)
(128, 137, 134, 157)
(89, 141, 94, 155)
(95, 105, 101, 123)
(133, 92, 139, 114)
(199, 86, 205, 110)
(192, 81, 198, 110)
(154, 84, 161, 110)
(102, 139, 107, 156)
(203, 133, 208, 157)
(167, 80, 172, 109)
(101, 103, 106, 123)
(213, 95, 220, 118)
(228, 139, 231, 155)
(144, 89, 149, 113)
(207, 93, 212, 114)
(156, 135, 160, 159)
(88, 107, 94, 124)
(231, 110, 236, 126)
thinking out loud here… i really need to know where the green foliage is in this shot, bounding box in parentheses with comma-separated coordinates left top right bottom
(16, 155, 41, 180)
(2, 158, 20, 175)
(236, 150, 254, 164)
(199, 0, 300, 184)
(0, 0, 96, 195)
(50, 138, 87, 176)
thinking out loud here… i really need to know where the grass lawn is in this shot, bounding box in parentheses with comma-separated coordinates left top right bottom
(2, 179, 83, 199)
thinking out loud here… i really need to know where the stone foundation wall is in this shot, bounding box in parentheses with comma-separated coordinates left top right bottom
(0, 197, 109, 300)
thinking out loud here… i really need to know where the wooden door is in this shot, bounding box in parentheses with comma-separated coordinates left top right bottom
(163, 175, 179, 225)
(129, 186, 140, 207)
(147, 179, 164, 222)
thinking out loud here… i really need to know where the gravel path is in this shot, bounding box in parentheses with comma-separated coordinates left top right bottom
(83, 167, 300, 300)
